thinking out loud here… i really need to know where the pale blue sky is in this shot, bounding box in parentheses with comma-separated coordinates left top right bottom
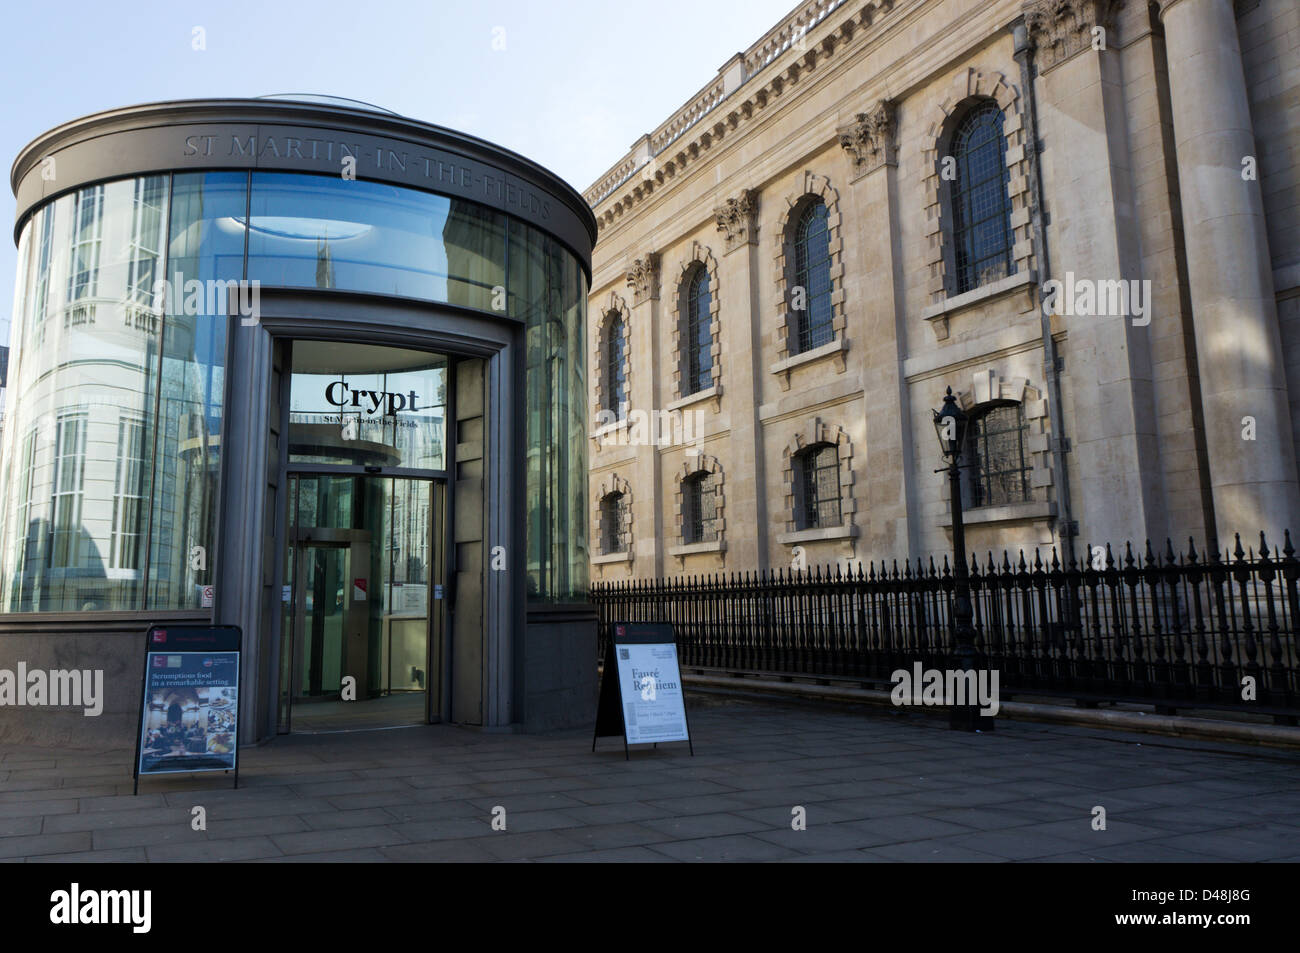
(0, 0, 797, 344)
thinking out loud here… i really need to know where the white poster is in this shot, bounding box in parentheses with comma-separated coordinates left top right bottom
(613, 641, 689, 744)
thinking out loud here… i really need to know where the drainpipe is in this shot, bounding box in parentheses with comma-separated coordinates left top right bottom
(1014, 20, 1078, 564)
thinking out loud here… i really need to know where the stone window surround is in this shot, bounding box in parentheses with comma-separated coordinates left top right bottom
(921, 269, 1037, 341)
(922, 69, 1036, 337)
(944, 369, 1054, 522)
(670, 453, 725, 564)
(772, 171, 847, 391)
(591, 471, 633, 564)
(591, 291, 631, 425)
(779, 417, 855, 544)
(670, 241, 723, 410)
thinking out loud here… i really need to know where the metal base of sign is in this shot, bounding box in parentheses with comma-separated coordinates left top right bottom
(590, 730, 630, 760)
(134, 770, 238, 797)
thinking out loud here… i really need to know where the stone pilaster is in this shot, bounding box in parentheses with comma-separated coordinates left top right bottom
(624, 251, 666, 575)
(713, 190, 768, 570)
(842, 99, 917, 557)
(1157, 0, 1300, 547)
(1026, 0, 1169, 548)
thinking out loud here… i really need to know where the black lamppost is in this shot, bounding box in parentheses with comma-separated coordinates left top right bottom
(932, 387, 986, 732)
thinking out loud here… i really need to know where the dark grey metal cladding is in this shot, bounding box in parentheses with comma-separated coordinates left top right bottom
(10, 98, 597, 269)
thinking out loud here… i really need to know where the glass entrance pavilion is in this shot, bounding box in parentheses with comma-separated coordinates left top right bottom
(0, 98, 598, 746)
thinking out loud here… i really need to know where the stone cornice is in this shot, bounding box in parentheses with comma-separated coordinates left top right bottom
(1023, 0, 1124, 71)
(836, 99, 897, 177)
(586, 0, 905, 232)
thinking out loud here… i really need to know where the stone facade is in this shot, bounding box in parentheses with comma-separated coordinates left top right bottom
(585, 0, 1300, 580)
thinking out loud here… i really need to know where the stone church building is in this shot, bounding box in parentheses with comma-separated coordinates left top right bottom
(585, 0, 1299, 580)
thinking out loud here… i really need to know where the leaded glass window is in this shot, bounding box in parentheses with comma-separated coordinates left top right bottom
(798, 443, 841, 529)
(683, 472, 718, 544)
(600, 491, 627, 554)
(950, 102, 1013, 294)
(603, 313, 626, 416)
(966, 403, 1031, 507)
(793, 201, 833, 352)
(684, 268, 713, 394)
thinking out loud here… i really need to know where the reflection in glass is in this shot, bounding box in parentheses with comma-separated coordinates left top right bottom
(246, 173, 505, 311)
(0, 178, 169, 611)
(513, 220, 588, 602)
(149, 172, 246, 609)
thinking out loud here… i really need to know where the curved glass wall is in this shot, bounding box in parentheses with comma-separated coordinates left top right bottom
(1, 177, 170, 610)
(512, 219, 588, 602)
(0, 169, 587, 612)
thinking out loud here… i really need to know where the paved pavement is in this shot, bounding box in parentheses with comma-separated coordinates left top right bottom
(2, 697, 1299, 862)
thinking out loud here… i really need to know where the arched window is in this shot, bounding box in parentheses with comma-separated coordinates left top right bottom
(682, 471, 718, 544)
(793, 200, 833, 353)
(599, 491, 627, 554)
(950, 102, 1013, 295)
(602, 312, 627, 416)
(796, 443, 841, 530)
(683, 267, 713, 394)
(963, 402, 1030, 507)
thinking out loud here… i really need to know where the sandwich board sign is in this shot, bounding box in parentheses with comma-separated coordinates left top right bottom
(592, 621, 693, 759)
(133, 625, 242, 794)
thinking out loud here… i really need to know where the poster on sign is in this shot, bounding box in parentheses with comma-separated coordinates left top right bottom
(592, 621, 693, 759)
(133, 625, 242, 794)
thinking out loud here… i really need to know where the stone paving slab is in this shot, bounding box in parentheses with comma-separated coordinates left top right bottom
(2, 696, 1299, 862)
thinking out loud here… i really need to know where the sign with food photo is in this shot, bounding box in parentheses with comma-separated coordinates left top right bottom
(137, 650, 240, 775)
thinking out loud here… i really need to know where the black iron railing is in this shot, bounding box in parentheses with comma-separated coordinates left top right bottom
(590, 532, 1300, 718)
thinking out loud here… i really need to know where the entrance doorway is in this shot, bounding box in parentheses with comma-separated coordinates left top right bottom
(274, 340, 451, 734)
(278, 474, 446, 732)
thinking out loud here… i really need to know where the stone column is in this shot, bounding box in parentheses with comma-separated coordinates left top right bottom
(1157, 0, 1300, 548)
(713, 189, 768, 570)
(838, 100, 918, 558)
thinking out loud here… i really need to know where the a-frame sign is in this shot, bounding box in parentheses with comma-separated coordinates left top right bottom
(592, 621, 693, 759)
